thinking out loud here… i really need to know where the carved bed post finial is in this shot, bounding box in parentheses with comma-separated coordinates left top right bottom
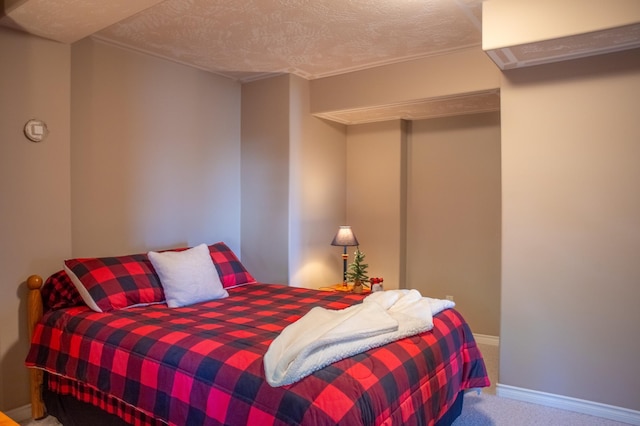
(27, 274, 45, 419)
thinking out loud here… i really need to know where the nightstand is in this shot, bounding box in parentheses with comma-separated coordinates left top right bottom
(0, 411, 18, 426)
(318, 283, 371, 294)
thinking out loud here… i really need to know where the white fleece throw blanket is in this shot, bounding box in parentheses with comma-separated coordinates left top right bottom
(263, 289, 455, 387)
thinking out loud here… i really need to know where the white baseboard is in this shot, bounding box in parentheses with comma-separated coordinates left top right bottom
(497, 383, 640, 425)
(473, 333, 500, 346)
(5, 403, 32, 423)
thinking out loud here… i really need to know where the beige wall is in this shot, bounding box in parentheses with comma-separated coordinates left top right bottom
(310, 47, 500, 114)
(346, 121, 406, 290)
(1, 33, 243, 412)
(288, 75, 348, 287)
(408, 112, 501, 336)
(319, 43, 640, 413)
(70, 38, 242, 256)
(241, 75, 290, 283)
(500, 49, 640, 410)
(0, 28, 72, 411)
(242, 74, 348, 286)
(483, 0, 640, 49)
(343, 114, 501, 336)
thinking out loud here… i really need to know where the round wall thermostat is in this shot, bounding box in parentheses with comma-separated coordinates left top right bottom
(24, 119, 49, 142)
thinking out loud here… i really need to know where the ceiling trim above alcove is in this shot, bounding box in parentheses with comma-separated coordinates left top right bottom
(482, 0, 640, 71)
(313, 89, 500, 125)
(485, 23, 640, 70)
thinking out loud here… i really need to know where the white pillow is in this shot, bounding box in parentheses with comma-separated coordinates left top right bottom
(148, 243, 228, 308)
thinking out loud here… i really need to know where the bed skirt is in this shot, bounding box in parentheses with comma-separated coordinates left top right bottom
(42, 373, 465, 426)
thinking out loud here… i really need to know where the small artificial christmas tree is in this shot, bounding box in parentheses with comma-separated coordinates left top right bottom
(346, 247, 369, 293)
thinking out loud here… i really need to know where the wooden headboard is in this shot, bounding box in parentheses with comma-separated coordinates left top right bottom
(26, 274, 45, 420)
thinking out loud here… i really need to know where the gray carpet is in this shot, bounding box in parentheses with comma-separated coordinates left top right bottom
(455, 391, 628, 425)
(453, 342, 629, 425)
(19, 342, 628, 426)
(19, 416, 59, 426)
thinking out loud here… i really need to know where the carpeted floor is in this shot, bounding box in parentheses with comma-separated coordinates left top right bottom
(476, 342, 498, 395)
(456, 391, 629, 426)
(19, 416, 59, 426)
(19, 342, 628, 426)
(452, 342, 629, 425)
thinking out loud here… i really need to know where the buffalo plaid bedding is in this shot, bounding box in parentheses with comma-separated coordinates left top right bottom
(26, 283, 489, 426)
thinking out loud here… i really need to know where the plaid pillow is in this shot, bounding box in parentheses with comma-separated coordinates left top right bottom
(64, 253, 165, 312)
(208, 242, 256, 288)
(41, 269, 84, 313)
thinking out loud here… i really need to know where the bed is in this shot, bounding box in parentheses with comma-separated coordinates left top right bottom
(25, 242, 489, 426)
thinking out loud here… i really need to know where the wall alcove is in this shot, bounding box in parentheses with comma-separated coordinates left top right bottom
(318, 90, 502, 338)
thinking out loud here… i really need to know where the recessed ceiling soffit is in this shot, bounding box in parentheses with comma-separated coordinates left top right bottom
(486, 23, 640, 70)
(314, 90, 500, 125)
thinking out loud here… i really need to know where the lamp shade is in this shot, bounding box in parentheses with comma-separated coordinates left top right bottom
(331, 226, 359, 247)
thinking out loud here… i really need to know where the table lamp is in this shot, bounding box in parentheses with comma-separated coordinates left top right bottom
(330, 226, 359, 286)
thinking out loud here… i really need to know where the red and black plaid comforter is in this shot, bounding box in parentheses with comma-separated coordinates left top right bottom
(26, 283, 489, 426)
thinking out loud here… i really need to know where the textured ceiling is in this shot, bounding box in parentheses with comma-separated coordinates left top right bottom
(3, 0, 639, 123)
(0, 0, 165, 44)
(94, 0, 484, 81)
(2, 0, 496, 123)
(1, 0, 484, 82)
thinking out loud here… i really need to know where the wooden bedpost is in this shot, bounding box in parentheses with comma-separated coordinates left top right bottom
(27, 274, 45, 420)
